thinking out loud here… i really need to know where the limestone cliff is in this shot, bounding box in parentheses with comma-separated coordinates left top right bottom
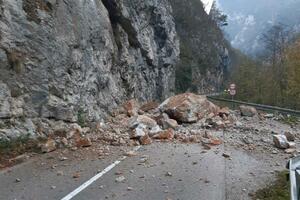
(0, 0, 228, 142)
(0, 0, 179, 126)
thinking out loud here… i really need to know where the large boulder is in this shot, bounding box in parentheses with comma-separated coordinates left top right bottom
(159, 93, 219, 123)
(128, 115, 161, 138)
(273, 135, 295, 149)
(239, 105, 257, 117)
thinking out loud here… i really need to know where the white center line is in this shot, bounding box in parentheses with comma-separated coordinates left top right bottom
(61, 146, 141, 200)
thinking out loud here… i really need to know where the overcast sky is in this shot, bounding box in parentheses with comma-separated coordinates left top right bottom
(201, 0, 214, 14)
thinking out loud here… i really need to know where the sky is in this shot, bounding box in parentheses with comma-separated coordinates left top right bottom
(200, 0, 214, 14)
(216, 0, 300, 55)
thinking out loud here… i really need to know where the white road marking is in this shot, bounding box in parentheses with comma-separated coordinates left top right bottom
(61, 146, 141, 200)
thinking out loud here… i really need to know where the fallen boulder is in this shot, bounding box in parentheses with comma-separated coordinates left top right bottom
(273, 135, 294, 149)
(153, 129, 174, 140)
(128, 115, 161, 138)
(159, 93, 219, 123)
(239, 105, 257, 117)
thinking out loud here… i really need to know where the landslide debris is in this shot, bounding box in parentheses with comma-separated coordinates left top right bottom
(1, 93, 299, 169)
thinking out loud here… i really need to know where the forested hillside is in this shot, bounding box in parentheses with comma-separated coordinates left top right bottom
(170, 0, 230, 94)
(230, 25, 300, 109)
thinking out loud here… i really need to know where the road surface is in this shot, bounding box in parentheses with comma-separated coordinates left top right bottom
(0, 142, 286, 200)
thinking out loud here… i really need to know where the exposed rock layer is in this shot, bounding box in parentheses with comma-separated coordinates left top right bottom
(0, 0, 227, 142)
(0, 0, 179, 125)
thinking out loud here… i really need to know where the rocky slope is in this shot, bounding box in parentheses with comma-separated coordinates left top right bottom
(0, 0, 228, 144)
(0, 0, 178, 129)
(170, 0, 229, 94)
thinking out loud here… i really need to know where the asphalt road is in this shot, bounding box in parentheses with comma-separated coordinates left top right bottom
(0, 142, 286, 200)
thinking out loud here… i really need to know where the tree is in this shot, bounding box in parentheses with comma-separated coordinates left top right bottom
(261, 24, 293, 104)
(286, 38, 300, 108)
(210, 1, 228, 27)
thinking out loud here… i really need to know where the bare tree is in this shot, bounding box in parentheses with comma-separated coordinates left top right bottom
(261, 24, 293, 104)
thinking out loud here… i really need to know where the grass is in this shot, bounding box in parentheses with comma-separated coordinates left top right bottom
(254, 171, 290, 200)
(280, 115, 299, 126)
(0, 134, 42, 167)
(0, 134, 42, 170)
(77, 108, 86, 127)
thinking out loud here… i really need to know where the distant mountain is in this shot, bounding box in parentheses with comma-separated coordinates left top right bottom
(217, 0, 300, 55)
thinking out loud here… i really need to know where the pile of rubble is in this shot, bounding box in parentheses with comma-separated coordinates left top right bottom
(1, 92, 298, 161)
(116, 93, 240, 147)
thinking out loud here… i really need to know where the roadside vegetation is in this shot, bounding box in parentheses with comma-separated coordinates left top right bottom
(254, 171, 290, 200)
(0, 134, 42, 169)
(229, 25, 300, 110)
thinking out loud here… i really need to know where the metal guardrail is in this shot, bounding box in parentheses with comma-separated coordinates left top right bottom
(288, 156, 300, 200)
(207, 96, 300, 116)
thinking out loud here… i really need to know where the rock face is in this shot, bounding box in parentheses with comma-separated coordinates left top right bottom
(0, 0, 228, 143)
(0, 0, 179, 125)
(159, 93, 219, 123)
(169, 0, 230, 94)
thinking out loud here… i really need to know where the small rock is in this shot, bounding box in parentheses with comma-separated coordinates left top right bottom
(124, 151, 138, 157)
(272, 150, 278, 154)
(61, 137, 68, 146)
(218, 107, 230, 116)
(127, 187, 133, 191)
(139, 134, 152, 145)
(115, 176, 126, 183)
(59, 156, 68, 161)
(57, 171, 64, 176)
(115, 171, 123, 175)
(41, 139, 57, 153)
(15, 178, 21, 182)
(210, 138, 222, 145)
(163, 119, 179, 130)
(222, 153, 231, 158)
(204, 179, 210, 183)
(235, 121, 243, 127)
(165, 172, 172, 177)
(285, 148, 297, 154)
(140, 101, 159, 112)
(285, 132, 295, 142)
(153, 129, 174, 140)
(76, 137, 92, 148)
(288, 142, 296, 148)
(51, 185, 56, 189)
(73, 172, 80, 179)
